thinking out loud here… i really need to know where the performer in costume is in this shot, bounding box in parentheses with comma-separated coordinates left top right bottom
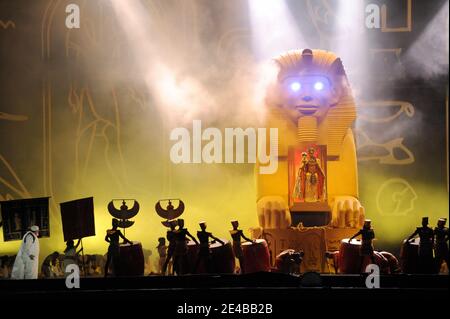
(230, 220, 254, 274)
(11, 225, 40, 279)
(407, 217, 435, 273)
(157, 237, 167, 274)
(349, 220, 376, 271)
(63, 239, 82, 271)
(40, 251, 60, 278)
(173, 218, 198, 275)
(104, 218, 132, 277)
(194, 221, 224, 273)
(293, 147, 325, 202)
(434, 218, 449, 272)
(162, 219, 178, 275)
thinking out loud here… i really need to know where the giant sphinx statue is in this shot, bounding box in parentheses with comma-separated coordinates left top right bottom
(253, 49, 366, 271)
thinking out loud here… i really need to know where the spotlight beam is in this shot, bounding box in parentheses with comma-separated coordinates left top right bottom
(248, 0, 309, 61)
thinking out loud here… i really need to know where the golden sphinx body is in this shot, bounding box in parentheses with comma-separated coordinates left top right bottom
(252, 49, 366, 272)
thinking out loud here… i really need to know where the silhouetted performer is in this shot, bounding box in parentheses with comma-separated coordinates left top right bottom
(41, 251, 60, 278)
(349, 219, 376, 271)
(407, 217, 434, 273)
(325, 251, 339, 273)
(230, 220, 253, 274)
(173, 219, 198, 275)
(275, 249, 304, 274)
(104, 218, 132, 277)
(434, 218, 449, 272)
(156, 237, 167, 274)
(63, 239, 82, 271)
(194, 221, 224, 273)
(162, 219, 178, 275)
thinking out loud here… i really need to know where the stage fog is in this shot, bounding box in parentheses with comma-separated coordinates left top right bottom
(0, 0, 448, 272)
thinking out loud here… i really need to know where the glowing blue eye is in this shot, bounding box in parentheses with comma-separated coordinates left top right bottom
(314, 81, 324, 91)
(290, 82, 301, 92)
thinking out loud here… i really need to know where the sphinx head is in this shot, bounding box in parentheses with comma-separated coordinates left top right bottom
(269, 49, 352, 122)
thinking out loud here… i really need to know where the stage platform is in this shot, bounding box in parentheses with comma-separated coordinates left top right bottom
(1, 272, 447, 302)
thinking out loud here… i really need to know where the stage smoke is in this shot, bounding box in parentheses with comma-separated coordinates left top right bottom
(247, 0, 309, 61)
(403, 1, 449, 80)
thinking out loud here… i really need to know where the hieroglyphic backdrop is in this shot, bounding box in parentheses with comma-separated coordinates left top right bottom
(1, 0, 448, 259)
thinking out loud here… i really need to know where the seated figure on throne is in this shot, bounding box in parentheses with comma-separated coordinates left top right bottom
(293, 147, 325, 203)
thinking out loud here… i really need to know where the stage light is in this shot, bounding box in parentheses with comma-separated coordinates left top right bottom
(403, 1, 449, 79)
(110, 0, 213, 122)
(248, 0, 308, 61)
(331, 0, 367, 86)
(290, 82, 301, 92)
(314, 81, 324, 91)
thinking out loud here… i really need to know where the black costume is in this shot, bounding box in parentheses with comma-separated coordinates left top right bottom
(173, 227, 197, 275)
(409, 226, 434, 273)
(194, 230, 223, 273)
(104, 228, 130, 277)
(359, 228, 375, 257)
(230, 228, 252, 274)
(162, 228, 177, 274)
(434, 226, 449, 271)
(349, 224, 376, 271)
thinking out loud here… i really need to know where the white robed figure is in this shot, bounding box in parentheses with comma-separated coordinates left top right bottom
(11, 225, 40, 279)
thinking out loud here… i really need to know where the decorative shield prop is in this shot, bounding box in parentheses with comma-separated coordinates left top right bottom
(155, 199, 184, 226)
(108, 199, 140, 229)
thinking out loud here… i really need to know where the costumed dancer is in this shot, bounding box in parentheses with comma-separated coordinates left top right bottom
(173, 218, 198, 275)
(275, 249, 304, 275)
(11, 225, 40, 279)
(230, 220, 254, 274)
(40, 251, 60, 278)
(348, 219, 376, 271)
(157, 237, 167, 274)
(194, 221, 224, 273)
(104, 218, 133, 277)
(162, 219, 178, 275)
(434, 218, 449, 272)
(407, 217, 435, 273)
(63, 239, 82, 272)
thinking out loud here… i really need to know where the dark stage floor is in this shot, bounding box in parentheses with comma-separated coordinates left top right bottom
(1, 273, 447, 302)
